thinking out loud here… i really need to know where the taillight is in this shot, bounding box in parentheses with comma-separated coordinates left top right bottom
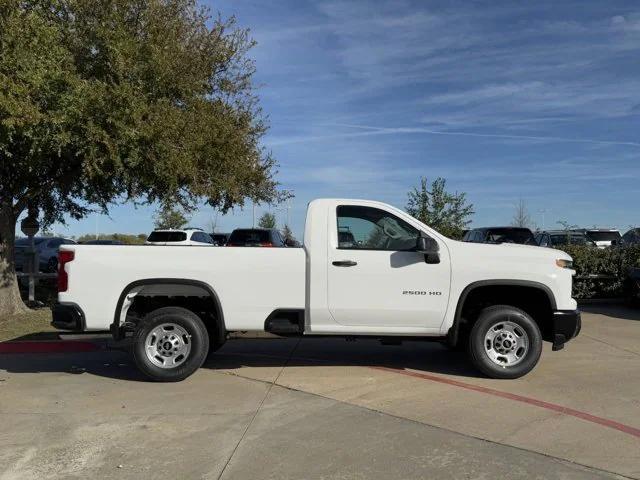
(260, 242, 274, 247)
(57, 250, 74, 292)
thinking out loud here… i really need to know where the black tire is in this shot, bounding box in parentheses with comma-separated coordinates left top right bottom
(468, 305, 542, 379)
(132, 307, 209, 382)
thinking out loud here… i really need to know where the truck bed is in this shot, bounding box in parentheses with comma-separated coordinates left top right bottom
(59, 245, 306, 330)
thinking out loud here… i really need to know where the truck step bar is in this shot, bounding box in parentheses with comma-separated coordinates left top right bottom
(264, 309, 304, 336)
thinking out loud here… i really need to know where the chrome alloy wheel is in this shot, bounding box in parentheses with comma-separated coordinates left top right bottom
(483, 320, 529, 367)
(145, 323, 192, 369)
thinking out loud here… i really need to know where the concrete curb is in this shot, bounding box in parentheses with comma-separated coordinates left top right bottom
(0, 340, 102, 354)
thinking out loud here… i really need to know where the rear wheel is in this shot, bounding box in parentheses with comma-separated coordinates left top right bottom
(468, 305, 542, 379)
(132, 307, 209, 382)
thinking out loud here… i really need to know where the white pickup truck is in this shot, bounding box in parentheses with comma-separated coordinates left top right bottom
(52, 199, 581, 382)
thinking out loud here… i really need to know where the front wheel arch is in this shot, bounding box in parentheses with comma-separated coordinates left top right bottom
(447, 280, 556, 347)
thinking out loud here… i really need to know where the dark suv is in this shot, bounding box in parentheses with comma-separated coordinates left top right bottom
(535, 230, 595, 248)
(622, 228, 640, 246)
(226, 228, 287, 247)
(462, 227, 536, 245)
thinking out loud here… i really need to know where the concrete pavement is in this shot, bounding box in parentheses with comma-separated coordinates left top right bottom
(0, 305, 638, 479)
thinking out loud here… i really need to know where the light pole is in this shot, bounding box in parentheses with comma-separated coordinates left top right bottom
(538, 209, 549, 230)
(276, 199, 291, 228)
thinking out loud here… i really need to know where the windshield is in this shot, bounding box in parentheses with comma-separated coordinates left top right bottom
(147, 231, 187, 242)
(587, 231, 621, 242)
(486, 229, 535, 245)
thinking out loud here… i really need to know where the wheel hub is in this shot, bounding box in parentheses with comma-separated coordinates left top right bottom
(484, 320, 529, 367)
(145, 323, 192, 368)
(493, 331, 517, 354)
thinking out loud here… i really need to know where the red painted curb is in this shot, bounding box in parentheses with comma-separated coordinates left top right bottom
(372, 366, 640, 439)
(0, 341, 101, 354)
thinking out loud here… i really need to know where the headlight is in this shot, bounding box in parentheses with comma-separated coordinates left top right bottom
(556, 259, 573, 269)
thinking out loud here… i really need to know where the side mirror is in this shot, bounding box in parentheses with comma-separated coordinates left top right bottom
(416, 235, 440, 264)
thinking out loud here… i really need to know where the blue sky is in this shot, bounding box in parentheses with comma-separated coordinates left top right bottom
(52, 0, 639, 239)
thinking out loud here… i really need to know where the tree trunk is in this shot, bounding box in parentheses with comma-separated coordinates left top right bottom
(0, 207, 28, 315)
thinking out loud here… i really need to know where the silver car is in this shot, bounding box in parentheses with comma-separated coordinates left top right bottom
(14, 237, 77, 272)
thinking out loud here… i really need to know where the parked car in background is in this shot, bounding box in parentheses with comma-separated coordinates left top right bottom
(462, 227, 536, 245)
(227, 228, 286, 247)
(82, 239, 124, 245)
(146, 228, 215, 246)
(575, 229, 622, 248)
(210, 233, 231, 246)
(535, 230, 596, 248)
(14, 236, 77, 272)
(338, 228, 357, 248)
(622, 228, 640, 246)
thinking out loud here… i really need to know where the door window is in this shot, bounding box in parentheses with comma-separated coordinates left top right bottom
(336, 206, 419, 251)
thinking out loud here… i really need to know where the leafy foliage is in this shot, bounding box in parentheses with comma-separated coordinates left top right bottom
(559, 245, 640, 298)
(75, 233, 147, 244)
(1, 0, 285, 223)
(154, 205, 189, 230)
(0, 0, 286, 311)
(280, 224, 297, 245)
(258, 212, 276, 229)
(406, 177, 474, 238)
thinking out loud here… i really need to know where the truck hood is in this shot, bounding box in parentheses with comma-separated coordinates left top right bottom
(449, 240, 572, 261)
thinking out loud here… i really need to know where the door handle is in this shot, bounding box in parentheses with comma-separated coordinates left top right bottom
(332, 260, 357, 267)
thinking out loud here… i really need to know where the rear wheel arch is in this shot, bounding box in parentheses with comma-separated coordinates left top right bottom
(112, 278, 226, 349)
(447, 280, 557, 346)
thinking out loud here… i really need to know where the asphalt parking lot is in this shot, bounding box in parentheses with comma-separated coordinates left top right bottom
(1, 304, 638, 480)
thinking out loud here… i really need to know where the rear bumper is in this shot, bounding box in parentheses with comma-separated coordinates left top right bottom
(551, 309, 581, 351)
(51, 302, 86, 331)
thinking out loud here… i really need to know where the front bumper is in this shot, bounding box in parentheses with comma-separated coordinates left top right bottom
(51, 302, 86, 331)
(551, 309, 581, 351)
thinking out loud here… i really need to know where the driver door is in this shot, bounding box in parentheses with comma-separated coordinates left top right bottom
(327, 204, 449, 329)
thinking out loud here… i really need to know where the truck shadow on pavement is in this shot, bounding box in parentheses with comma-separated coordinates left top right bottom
(207, 338, 480, 378)
(0, 338, 481, 381)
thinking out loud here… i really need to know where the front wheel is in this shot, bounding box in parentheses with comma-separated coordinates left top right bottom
(132, 307, 209, 382)
(468, 305, 542, 379)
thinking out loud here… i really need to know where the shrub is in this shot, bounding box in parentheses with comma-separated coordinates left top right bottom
(559, 245, 640, 299)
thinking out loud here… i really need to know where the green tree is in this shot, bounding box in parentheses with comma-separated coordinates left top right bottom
(0, 0, 286, 313)
(154, 205, 189, 230)
(258, 212, 276, 229)
(280, 224, 297, 245)
(406, 177, 474, 238)
(76, 233, 147, 244)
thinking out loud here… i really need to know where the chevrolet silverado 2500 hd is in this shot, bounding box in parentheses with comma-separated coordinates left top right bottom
(52, 199, 581, 381)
